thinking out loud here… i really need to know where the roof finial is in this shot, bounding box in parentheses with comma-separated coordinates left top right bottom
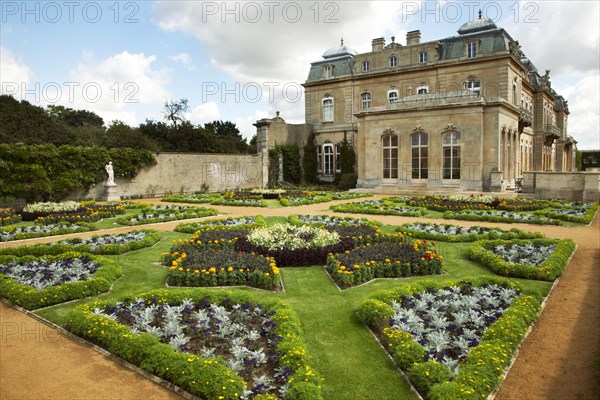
(478, 9, 482, 19)
(340, 37, 344, 46)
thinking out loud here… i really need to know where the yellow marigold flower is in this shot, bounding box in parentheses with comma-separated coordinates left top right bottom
(178, 267, 183, 271)
(264, 272, 270, 277)
(209, 267, 216, 273)
(227, 267, 233, 272)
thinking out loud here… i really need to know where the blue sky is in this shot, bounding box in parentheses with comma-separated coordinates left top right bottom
(1, 1, 598, 149)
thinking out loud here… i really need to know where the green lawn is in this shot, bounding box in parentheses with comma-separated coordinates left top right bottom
(32, 216, 553, 399)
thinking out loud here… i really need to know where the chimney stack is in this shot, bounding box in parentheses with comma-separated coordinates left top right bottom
(406, 30, 421, 46)
(371, 37, 385, 52)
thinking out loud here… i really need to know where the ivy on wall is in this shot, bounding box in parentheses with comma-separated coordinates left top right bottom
(0, 143, 156, 202)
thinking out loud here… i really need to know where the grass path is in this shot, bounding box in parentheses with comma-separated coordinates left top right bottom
(281, 267, 415, 400)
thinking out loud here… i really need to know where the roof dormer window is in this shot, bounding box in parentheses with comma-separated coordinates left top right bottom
(389, 55, 398, 68)
(323, 65, 333, 79)
(362, 60, 370, 72)
(467, 42, 477, 59)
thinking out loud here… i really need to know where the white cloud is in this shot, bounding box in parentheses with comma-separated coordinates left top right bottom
(235, 109, 271, 141)
(554, 75, 600, 150)
(168, 52, 196, 70)
(0, 47, 31, 98)
(66, 51, 172, 124)
(501, 1, 599, 75)
(188, 101, 221, 124)
(154, 1, 405, 86)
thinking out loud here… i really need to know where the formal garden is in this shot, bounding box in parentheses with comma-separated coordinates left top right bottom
(0, 192, 596, 400)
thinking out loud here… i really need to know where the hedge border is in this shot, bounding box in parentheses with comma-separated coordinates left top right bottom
(466, 238, 576, 281)
(65, 288, 323, 400)
(0, 252, 122, 310)
(357, 277, 542, 400)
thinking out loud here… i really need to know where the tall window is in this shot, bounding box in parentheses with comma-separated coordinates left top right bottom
(335, 144, 341, 173)
(464, 80, 481, 96)
(512, 78, 518, 105)
(467, 42, 477, 58)
(323, 98, 333, 122)
(419, 51, 428, 63)
(324, 65, 332, 79)
(361, 92, 372, 109)
(322, 144, 334, 177)
(388, 90, 399, 104)
(411, 133, 429, 179)
(442, 131, 461, 180)
(382, 133, 398, 180)
(362, 61, 370, 72)
(389, 55, 398, 68)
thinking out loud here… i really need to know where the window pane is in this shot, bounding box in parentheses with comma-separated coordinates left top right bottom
(391, 135, 398, 146)
(421, 134, 428, 145)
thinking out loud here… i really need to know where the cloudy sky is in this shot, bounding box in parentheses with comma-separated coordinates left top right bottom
(1, 1, 598, 149)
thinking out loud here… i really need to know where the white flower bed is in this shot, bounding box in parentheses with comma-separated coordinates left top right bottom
(247, 224, 340, 251)
(23, 201, 81, 213)
(489, 243, 556, 266)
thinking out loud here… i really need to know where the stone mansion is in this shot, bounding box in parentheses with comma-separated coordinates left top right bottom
(254, 13, 577, 193)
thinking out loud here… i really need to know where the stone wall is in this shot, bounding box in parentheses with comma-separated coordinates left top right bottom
(521, 171, 600, 201)
(71, 152, 266, 200)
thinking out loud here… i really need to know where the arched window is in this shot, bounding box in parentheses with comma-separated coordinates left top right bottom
(464, 79, 481, 96)
(382, 132, 398, 180)
(442, 131, 461, 180)
(388, 89, 399, 104)
(512, 78, 518, 105)
(411, 133, 429, 180)
(389, 55, 398, 68)
(322, 97, 334, 122)
(361, 92, 372, 109)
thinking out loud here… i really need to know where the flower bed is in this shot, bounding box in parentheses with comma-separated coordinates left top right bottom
(406, 195, 497, 212)
(330, 200, 426, 217)
(496, 198, 550, 211)
(358, 278, 541, 400)
(0, 252, 122, 310)
(235, 224, 355, 267)
(117, 205, 218, 226)
(0, 223, 97, 242)
(162, 194, 215, 204)
(443, 210, 557, 225)
(0, 208, 21, 226)
(0, 230, 161, 257)
(65, 289, 323, 399)
(163, 227, 280, 290)
(534, 202, 598, 224)
(326, 238, 442, 288)
(175, 216, 264, 234)
(30, 202, 126, 225)
(396, 222, 544, 242)
(23, 200, 81, 213)
(466, 238, 576, 281)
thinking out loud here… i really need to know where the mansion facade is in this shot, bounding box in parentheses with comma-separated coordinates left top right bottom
(255, 14, 577, 192)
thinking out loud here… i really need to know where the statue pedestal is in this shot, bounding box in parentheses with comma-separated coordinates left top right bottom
(101, 183, 120, 201)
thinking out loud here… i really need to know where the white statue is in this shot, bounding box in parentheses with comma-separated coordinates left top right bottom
(105, 161, 115, 185)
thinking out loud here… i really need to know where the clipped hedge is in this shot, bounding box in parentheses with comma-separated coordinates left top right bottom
(65, 289, 323, 400)
(358, 277, 542, 400)
(330, 201, 426, 217)
(0, 252, 122, 310)
(466, 238, 576, 281)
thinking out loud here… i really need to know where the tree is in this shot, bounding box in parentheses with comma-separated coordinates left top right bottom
(163, 98, 190, 127)
(47, 105, 104, 128)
